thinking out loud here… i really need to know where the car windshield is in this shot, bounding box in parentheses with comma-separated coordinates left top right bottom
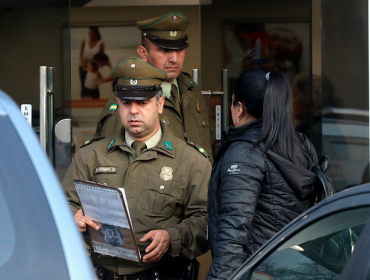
(0, 114, 69, 279)
(250, 207, 370, 280)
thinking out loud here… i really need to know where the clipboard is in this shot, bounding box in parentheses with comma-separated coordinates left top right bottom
(73, 179, 141, 262)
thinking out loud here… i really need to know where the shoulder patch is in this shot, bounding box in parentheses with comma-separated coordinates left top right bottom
(186, 141, 209, 158)
(80, 136, 105, 149)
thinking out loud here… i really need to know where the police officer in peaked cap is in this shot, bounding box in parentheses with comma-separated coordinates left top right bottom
(63, 57, 211, 279)
(95, 12, 213, 162)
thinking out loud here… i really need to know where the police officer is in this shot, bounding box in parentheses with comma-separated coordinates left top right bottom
(95, 11, 213, 161)
(63, 58, 211, 280)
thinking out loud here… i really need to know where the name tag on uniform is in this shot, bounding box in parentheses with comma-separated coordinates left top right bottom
(94, 166, 117, 174)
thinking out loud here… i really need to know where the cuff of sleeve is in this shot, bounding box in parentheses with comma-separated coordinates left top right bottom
(166, 227, 181, 257)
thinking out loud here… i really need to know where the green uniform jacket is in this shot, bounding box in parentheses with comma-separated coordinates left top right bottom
(62, 124, 211, 275)
(95, 72, 213, 162)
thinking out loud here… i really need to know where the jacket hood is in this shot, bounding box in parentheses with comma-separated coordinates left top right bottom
(224, 120, 316, 199)
(265, 149, 316, 199)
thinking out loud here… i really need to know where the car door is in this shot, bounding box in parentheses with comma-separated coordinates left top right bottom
(230, 184, 370, 280)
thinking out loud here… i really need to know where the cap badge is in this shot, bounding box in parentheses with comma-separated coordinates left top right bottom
(170, 31, 177, 37)
(160, 166, 173, 182)
(173, 15, 178, 20)
(130, 79, 138, 85)
(131, 64, 135, 68)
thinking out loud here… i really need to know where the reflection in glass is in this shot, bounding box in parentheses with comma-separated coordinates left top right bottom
(252, 207, 370, 280)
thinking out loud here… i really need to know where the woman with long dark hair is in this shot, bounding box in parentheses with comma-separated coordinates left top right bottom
(207, 69, 318, 280)
(79, 26, 105, 99)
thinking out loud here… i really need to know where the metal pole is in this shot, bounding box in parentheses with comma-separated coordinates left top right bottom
(40, 66, 48, 152)
(47, 67, 55, 165)
(192, 69, 200, 86)
(40, 66, 55, 163)
(222, 69, 229, 129)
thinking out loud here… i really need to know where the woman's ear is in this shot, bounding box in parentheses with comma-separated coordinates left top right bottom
(237, 102, 244, 117)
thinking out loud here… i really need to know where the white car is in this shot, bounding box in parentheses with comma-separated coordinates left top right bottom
(0, 90, 96, 279)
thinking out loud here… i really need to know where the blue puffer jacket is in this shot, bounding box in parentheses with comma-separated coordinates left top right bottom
(206, 120, 318, 280)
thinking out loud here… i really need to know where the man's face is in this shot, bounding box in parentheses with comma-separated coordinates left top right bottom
(116, 95, 165, 142)
(138, 41, 185, 83)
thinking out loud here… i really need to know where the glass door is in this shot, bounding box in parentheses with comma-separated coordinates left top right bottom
(0, 0, 71, 180)
(320, 0, 369, 191)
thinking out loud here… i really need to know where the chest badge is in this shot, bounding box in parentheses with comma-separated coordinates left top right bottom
(160, 166, 173, 181)
(196, 99, 201, 113)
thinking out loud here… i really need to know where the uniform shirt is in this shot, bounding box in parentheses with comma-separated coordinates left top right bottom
(63, 123, 211, 275)
(125, 128, 162, 152)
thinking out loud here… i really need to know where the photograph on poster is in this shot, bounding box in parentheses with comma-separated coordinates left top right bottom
(223, 21, 310, 86)
(69, 24, 141, 150)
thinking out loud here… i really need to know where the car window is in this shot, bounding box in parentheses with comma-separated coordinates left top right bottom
(249, 207, 370, 280)
(0, 115, 69, 279)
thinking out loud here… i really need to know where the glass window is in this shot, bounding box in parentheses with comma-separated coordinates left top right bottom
(0, 115, 69, 279)
(249, 207, 370, 280)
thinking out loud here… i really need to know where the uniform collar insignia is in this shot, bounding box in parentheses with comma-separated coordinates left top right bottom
(164, 141, 173, 151)
(108, 139, 115, 150)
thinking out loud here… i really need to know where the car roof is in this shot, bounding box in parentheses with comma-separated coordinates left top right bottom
(0, 90, 96, 280)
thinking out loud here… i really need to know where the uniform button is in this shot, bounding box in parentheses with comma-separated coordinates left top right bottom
(160, 185, 165, 190)
(203, 121, 205, 126)
(186, 95, 189, 97)
(155, 272, 159, 276)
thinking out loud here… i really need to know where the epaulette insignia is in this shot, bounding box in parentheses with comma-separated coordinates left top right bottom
(188, 79, 194, 86)
(80, 136, 105, 148)
(187, 141, 209, 158)
(109, 104, 118, 111)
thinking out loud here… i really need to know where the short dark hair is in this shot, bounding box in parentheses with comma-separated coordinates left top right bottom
(93, 52, 109, 62)
(141, 36, 151, 51)
(234, 69, 297, 162)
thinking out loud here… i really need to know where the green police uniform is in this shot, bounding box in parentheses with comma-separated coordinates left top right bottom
(95, 11, 213, 162)
(63, 124, 210, 275)
(63, 58, 211, 277)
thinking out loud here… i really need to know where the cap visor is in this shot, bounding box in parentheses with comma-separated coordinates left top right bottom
(115, 89, 159, 101)
(150, 40, 189, 50)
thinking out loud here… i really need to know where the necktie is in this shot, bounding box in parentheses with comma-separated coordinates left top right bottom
(132, 141, 147, 157)
(171, 84, 181, 113)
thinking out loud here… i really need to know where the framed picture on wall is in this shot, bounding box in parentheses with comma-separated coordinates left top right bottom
(223, 20, 310, 86)
(64, 23, 142, 152)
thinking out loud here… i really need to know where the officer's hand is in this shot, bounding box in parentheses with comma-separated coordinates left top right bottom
(140, 230, 171, 263)
(74, 209, 100, 232)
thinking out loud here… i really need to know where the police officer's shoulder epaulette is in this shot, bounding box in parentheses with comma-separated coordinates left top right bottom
(109, 103, 118, 112)
(80, 136, 105, 149)
(186, 141, 209, 158)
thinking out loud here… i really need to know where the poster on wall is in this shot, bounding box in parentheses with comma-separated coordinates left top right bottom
(69, 25, 141, 152)
(223, 21, 310, 86)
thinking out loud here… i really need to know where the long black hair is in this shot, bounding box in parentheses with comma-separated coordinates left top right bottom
(233, 69, 297, 162)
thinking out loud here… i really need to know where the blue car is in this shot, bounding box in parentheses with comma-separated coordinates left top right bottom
(0, 90, 96, 279)
(230, 183, 370, 280)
